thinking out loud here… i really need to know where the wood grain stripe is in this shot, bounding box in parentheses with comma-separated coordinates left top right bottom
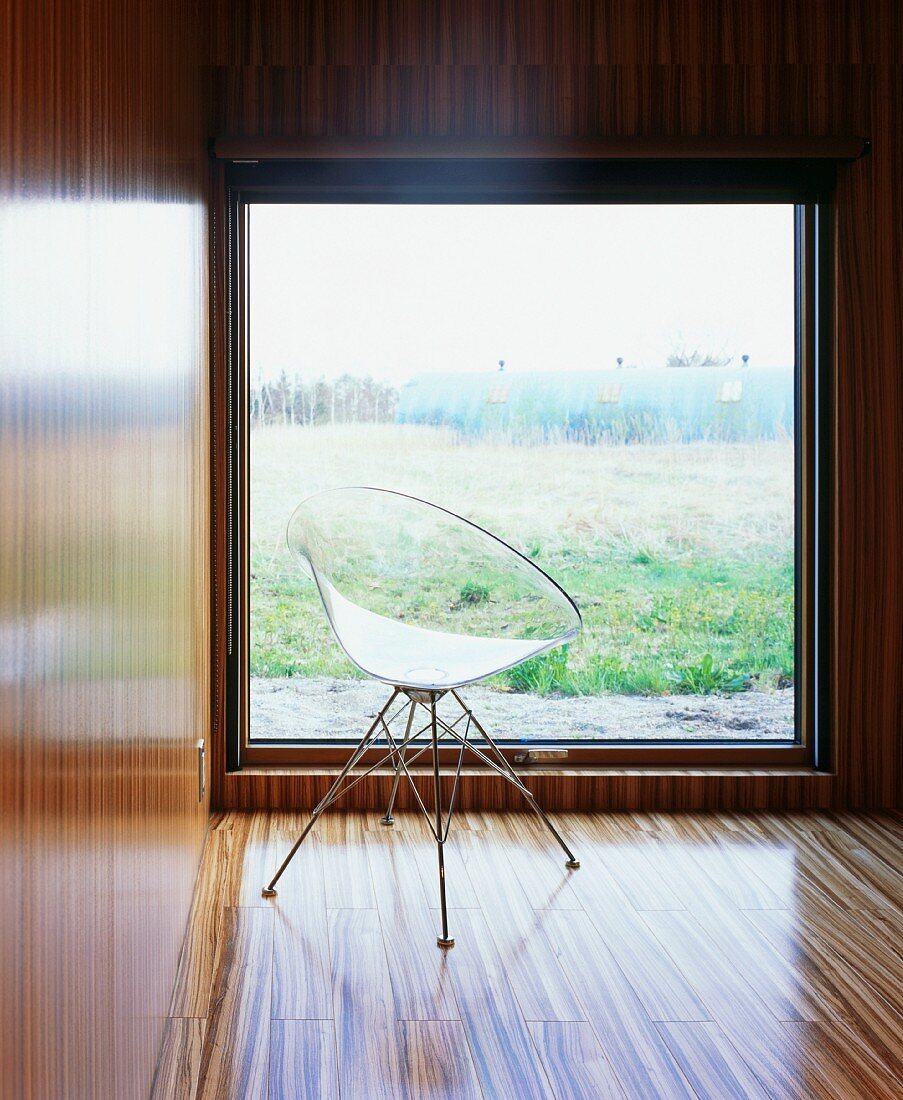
(328, 908, 404, 1100)
(397, 1020, 484, 1100)
(458, 830, 586, 1022)
(656, 1022, 771, 1100)
(538, 908, 695, 1098)
(150, 1018, 206, 1100)
(528, 1021, 627, 1100)
(364, 824, 460, 1021)
(269, 1019, 339, 1100)
(196, 907, 274, 1100)
(270, 822, 332, 1021)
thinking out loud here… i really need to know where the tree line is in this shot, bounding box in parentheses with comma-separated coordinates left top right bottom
(250, 372, 399, 427)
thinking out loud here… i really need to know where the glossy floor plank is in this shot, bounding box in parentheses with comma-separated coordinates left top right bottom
(560, 837, 712, 1024)
(539, 907, 697, 1098)
(397, 1020, 484, 1100)
(227, 812, 279, 908)
(322, 813, 377, 909)
(270, 823, 332, 1021)
(744, 906, 903, 1081)
(407, 812, 482, 911)
(269, 1019, 339, 1100)
(780, 1021, 903, 1100)
(639, 909, 808, 1098)
(736, 813, 893, 911)
(441, 906, 557, 1100)
(329, 907, 402, 1100)
(151, 1018, 206, 1100)
(572, 814, 686, 912)
(657, 1022, 772, 1100)
(364, 825, 459, 1022)
(196, 906, 273, 1100)
(528, 1021, 627, 1100)
(154, 810, 903, 1099)
(856, 908, 903, 961)
(482, 812, 584, 910)
(457, 830, 586, 1022)
(169, 825, 234, 1018)
(631, 824, 820, 1022)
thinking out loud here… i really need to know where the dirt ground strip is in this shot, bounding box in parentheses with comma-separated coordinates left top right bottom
(251, 676, 794, 743)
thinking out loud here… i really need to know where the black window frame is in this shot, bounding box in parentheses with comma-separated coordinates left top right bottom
(222, 155, 833, 772)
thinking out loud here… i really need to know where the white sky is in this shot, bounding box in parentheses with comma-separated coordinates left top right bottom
(250, 203, 794, 384)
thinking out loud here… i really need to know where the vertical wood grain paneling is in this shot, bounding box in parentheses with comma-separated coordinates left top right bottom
(0, 1, 210, 1096)
(209, 2, 903, 812)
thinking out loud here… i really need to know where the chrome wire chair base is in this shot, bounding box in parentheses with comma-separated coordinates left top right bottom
(262, 686, 580, 947)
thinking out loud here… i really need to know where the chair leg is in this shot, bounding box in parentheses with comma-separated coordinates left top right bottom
(431, 697, 455, 948)
(449, 690, 581, 869)
(261, 688, 400, 896)
(381, 700, 417, 825)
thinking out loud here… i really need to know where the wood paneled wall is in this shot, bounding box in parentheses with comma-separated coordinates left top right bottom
(1, 2, 210, 1097)
(208, 2, 903, 811)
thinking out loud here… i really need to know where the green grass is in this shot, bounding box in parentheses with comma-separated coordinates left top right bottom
(250, 424, 794, 695)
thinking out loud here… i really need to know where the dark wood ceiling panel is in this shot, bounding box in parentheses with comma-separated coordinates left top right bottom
(205, 1, 903, 66)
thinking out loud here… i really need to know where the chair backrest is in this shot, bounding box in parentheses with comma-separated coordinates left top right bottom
(287, 487, 581, 651)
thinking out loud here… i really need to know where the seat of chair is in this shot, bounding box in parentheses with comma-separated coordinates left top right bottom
(320, 580, 565, 690)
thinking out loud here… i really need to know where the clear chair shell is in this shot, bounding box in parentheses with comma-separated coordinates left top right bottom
(286, 487, 582, 691)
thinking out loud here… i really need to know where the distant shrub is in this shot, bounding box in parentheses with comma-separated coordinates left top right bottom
(457, 580, 491, 605)
(665, 654, 750, 694)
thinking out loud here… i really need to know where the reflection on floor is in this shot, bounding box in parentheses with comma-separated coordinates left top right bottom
(153, 810, 902, 1099)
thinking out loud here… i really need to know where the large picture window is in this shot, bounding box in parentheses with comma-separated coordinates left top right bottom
(222, 156, 829, 768)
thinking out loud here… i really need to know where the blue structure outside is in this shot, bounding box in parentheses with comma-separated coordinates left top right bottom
(395, 366, 794, 443)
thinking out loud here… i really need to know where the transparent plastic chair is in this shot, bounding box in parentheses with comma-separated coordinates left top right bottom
(264, 487, 582, 946)
(286, 487, 582, 691)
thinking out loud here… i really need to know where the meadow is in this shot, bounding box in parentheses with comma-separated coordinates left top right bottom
(249, 423, 794, 698)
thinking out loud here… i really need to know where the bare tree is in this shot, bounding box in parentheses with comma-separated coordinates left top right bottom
(666, 345, 733, 369)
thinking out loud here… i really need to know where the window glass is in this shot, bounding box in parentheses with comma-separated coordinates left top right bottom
(248, 203, 796, 745)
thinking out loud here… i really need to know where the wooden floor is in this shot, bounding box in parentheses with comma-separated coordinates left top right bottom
(152, 809, 903, 1099)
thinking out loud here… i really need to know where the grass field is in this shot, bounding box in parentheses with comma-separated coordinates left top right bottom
(250, 424, 794, 696)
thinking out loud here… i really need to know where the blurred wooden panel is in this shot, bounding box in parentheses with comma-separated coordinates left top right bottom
(0, 0, 210, 1097)
(214, 134, 868, 160)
